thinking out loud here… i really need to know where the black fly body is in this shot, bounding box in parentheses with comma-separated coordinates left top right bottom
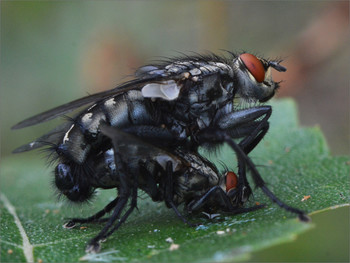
(12, 51, 309, 252)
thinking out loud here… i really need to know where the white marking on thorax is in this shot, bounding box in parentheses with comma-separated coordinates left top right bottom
(199, 65, 218, 73)
(189, 68, 201, 76)
(174, 61, 194, 67)
(167, 66, 181, 74)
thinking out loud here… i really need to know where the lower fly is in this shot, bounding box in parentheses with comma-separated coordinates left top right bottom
(63, 125, 263, 252)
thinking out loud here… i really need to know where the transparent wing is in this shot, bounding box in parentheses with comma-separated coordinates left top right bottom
(12, 122, 72, 153)
(100, 124, 183, 166)
(11, 78, 161, 130)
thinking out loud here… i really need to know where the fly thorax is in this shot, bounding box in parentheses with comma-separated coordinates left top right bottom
(188, 77, 227, 109)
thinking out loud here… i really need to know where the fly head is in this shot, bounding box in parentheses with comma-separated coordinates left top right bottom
(224, 170, 252, 207)
(233, 53, 286, 103)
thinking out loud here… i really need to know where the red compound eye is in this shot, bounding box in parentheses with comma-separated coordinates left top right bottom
(239, 53, 265, 83)
(226, 171, 238, 192)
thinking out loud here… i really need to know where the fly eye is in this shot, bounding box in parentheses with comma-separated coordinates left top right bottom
(225, 171, 238, 192)
(239, 53, 265, 83)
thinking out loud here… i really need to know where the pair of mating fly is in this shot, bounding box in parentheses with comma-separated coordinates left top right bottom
(12, 52, 309, 253)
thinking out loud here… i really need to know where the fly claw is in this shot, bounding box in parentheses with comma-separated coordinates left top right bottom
(12, 51, 309, 252)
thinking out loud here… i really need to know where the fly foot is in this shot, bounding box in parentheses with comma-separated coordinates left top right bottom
(63, 221, 76, 229)
(85, 240, 101, 254)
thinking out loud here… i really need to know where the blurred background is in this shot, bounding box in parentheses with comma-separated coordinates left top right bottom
(1, 1, 349, 261)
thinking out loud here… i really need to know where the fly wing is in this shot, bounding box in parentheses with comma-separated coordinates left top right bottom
(100, 124, 170, 158)
(11, 78, 160, 130)
(100, 125, 184, 171)
(12, 122, 72, 153)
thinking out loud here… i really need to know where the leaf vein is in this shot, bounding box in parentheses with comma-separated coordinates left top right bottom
(0, 192, 34, 262)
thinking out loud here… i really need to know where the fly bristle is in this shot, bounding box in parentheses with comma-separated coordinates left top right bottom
(149, 51, 236, 69)
(38, 141, 61, 166)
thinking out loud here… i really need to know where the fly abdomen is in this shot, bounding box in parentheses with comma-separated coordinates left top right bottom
(57, 104, 106, 164)
(78, 105, 107, 140)
(101, 90, 154, 126)
(57, 124, 91, 164)
(57, 90, 155, 164)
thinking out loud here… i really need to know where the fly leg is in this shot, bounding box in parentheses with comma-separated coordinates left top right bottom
(64, 197, 119, 228)
(214, 106, 272, 205)
(187, 186, 264, 215)
(86, 128, 136, 253)
(236, 117, 270, 205)
(234, 155, 252, 206)
(216, 105, 272, 154)
(164, 161, 197, 227)
(100, 167, 139, 241)
(138, 160, 165, 202)
(86, 191, 129, 253)
(196, 129, 310, 222)
(227, 134, 310, 222)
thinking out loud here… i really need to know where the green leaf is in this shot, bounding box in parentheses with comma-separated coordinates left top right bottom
(1, 99, 349, 262)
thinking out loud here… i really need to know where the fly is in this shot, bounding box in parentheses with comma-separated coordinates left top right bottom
(12, 51, 309, 252)
(63, 126, 263, 252)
